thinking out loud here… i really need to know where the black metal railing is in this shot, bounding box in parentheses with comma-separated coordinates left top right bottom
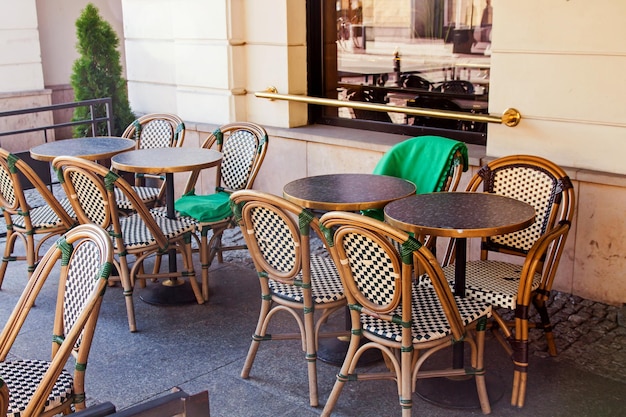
(0, 97, 114, 191)
(0, 97, 113, 143)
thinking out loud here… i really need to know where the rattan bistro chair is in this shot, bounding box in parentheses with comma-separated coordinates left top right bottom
(170, 123, 268, 301)
(319, 211, 492, 417)
(443, 154, 575, 408)
(230, 190, 346, 408)
(0, 224, 113, 417)
(115, 113, 186, 210)
(53, 156, 199, 333)
(0, 149, 76, 289)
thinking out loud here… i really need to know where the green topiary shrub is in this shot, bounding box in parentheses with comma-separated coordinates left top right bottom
(70, 3, 135, 137)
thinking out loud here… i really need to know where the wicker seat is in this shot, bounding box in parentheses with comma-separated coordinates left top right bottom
(0, 149, 76, 289)
(230, 190, 346, 408)
(0, 224, 113, 417)
(115, 113, 186, 210)
(53, 156, 200, 333)
(442, 154, 575, 408)
(319, 211, 492, 416)
(164, 122, 268, 301)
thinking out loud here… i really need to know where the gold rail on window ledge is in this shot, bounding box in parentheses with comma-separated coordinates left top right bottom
(255, 86, 521, 127)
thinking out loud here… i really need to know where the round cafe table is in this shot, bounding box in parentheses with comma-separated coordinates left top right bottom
(30, 137, 136, 162)
(283, 173, 417, 365)
(384, 191, 535, 409)
(111, 147, 223, 305)
(283, 173, 416, 212)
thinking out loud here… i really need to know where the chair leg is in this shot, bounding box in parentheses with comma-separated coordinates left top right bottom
(400, 346, 413, 417)
(199, 227, 210, 302)
(118, 256, 137, 332)
(0, 230, 17, 289)
(26, 233, 37, 277)
(473, 316, 491, 414)
(304, 302, 319, 407)
(241, 297, 272, 379)
(533, 293, 558, 356)
(320, 333, 361, 417)
(510, 313, 529, 408)
(180, 239, 204, 305)
(207, 227, 226, 266)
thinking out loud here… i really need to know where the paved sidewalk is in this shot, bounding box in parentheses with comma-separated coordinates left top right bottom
(0, 217, 624, 416)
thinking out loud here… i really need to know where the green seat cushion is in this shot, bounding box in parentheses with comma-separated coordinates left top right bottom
(174, 191, 232, 223)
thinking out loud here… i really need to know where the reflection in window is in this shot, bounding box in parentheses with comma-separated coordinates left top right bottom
(318, 0, 493, 144)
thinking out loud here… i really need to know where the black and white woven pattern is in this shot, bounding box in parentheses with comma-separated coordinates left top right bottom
(443, 260, 541, 310)
(70, 171, 108, 226)
(116, 212, 195, 249)
(138, 119, 174, 149)
(362, 280, 491, 343)
(9, 196, 76, 229)
(114, 186, 160, 210)
(343, 232, 399, 307)
(221, 130, 258, 190)
(0, 164, 16, 207)
(0, 359, 73, 417)
(270, 255, 345, 304)
(64, 239, 102, 346)
(490, 166, 556, 252)
(250, 206, 297, 273)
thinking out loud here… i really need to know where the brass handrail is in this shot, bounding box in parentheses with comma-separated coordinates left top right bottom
(255, 86, 521, 127)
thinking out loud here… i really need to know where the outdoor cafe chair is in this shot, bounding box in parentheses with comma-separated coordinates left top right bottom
(165, 122, 268, 301)
(115, 113, 186, 210)
(442, 154, 575, 408)
(0, 148, 76, 289)
(230, 190, 346, 408)
(319, 211, 492, 417)
(0, 224, 113, 417)
(53, 156, 199, 333)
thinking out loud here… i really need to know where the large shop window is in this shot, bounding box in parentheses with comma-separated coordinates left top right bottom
(307, 0, 492, 145)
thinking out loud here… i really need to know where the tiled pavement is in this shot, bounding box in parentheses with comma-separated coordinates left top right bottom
(0, 196, 625, 416)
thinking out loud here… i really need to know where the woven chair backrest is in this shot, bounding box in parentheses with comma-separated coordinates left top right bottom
(220, 129, 263, 190)
(233, 193, 311, 284)
(204, 123, 268, 192)
(138, 119, 174, 149)
(470, 155, 574, 256)
(60, 227, 112, 348)
(122, 113, 186, 149)
(60, 165, 111, 229)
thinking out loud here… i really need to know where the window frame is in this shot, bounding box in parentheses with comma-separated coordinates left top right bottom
(306, 0, 487, 146)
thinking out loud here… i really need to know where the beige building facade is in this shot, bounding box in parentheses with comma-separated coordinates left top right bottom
(1, 0, 625, 305)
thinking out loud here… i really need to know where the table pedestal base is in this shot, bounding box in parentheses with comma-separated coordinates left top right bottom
(415, 373, 504, 409)
(317, 337, 382, 367)
(140, 280, 197, 306)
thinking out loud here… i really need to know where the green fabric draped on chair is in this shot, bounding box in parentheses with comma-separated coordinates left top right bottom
(363, 135, 469, 221)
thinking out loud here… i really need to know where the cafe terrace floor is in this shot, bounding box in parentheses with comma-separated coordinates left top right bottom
(0, 224, 624, 417)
